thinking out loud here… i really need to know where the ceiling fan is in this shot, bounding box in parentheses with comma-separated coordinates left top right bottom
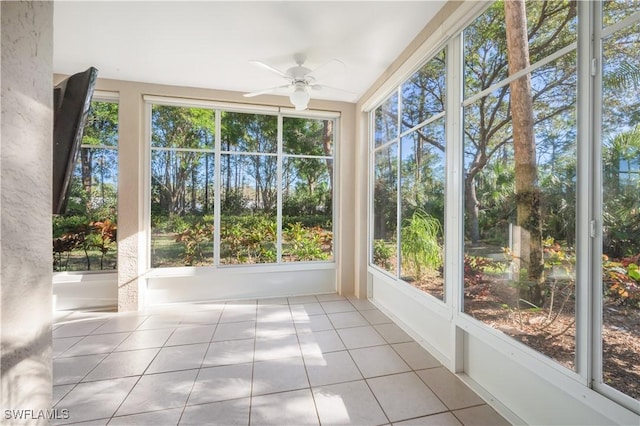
(243, 54, 347, 110)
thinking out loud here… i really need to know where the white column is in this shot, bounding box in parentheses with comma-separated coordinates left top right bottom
(1, 0, 54, 419)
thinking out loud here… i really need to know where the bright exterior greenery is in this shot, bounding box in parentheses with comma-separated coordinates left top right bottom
(53, 100, 118, 272)
(150, 105, 334, 268)
(371, 0, 639, 402)
(600, 0, 640, 399)
(373, 50, 446, 299)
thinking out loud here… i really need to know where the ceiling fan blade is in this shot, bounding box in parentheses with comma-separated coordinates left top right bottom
(307, 58, 346, 80)
(249, 60, 290, 79)
(310, 83, 354, 95)
(243, 85, 290, 98)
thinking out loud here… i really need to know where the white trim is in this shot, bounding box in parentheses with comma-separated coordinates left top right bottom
(93, 90, 119, 101)
(462, 41, 577, 106)
(398, 110, 446, 140)
(601, 10, 640, 39)
(280, 108, 341, 119)
(143, 94, 279, 113)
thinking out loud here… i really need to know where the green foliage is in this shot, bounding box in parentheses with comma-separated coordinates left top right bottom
(373, 240, 394, 270)
(220, 215, 277, 264)
(603, 254, 640, 307)
(175, 222, 213, 266)
(400, 210, 443, 279)
(283, 222, 329, 261)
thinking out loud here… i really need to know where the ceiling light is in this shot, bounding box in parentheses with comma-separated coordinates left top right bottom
(290, 82, 310, 110)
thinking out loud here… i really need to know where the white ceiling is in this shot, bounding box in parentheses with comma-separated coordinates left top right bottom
(53, 1, 445, 104)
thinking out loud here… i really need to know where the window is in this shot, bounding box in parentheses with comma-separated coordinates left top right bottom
(599, 0, 640, 401)
(372, 50, 447, 300)
(369, 0, 640, 409)
(150, 105, 215, 267)
(53, 99, 118, 272)
(282, 117, 334, 262)
(461, 0, 578, 369)
(149, 103, 336, 268)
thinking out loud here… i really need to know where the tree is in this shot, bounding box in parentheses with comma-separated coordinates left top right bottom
(505, 0, 544, 306)
(462, 0, 576, 244)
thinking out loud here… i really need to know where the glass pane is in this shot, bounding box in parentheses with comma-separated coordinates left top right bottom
(150, 151, 214, 267)
(401, 49, 446, 132)
(372, 144, 398, 274)
(374, 92, 399, 147)
(53, 101, 118, 272)
(220, 154, 277, 264)
(464, 1, 576, 99)
(283, 117, 334, 156)
(463, 51, 577, 370)
(400, 119, 445, 300)
(603, 0, 640, 28)
(601, 20, 640, 401)
(282, 158, 333, 262)
(151, 105, 214, 149)
(221, 111, 277, 153)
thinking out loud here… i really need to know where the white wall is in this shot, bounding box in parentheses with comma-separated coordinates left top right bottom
(1, 1, 54, 418)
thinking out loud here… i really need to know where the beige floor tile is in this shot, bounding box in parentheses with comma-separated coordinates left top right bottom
(116, 370, 198, 416)
(313, 380, 388, 425)
(394, 412, 463, 426)
(55, 377, 138, 423)
(361, 309, 393, 325)
(115, 328, 173, 351)
(321, 300, 356, 314)
(109, 408, 182, 425)
(417, 367, 485, 410)
(254, 333, 301, 361)
(250, 389, 319, 426)
(165, 325, 215, 346)
(392, 341, 441, 370)
(252, 355, 309, 395)
(298, 329, 346, 356)
(304, 350, 363, 387)
(350, 345, 411, 378)
(328, 311, 369, 329)
(212, 320, 256, 341)
(452, 405, 511, 426)
(83, 348, 159, 381)
(53, 353, 107, 385)
(367, 372, 448, 422)
(145, 343, 208, 374)
(374, 323, 413, 344)
(181, 398, 250, 425)
(337, 326, 386, 349)
(202, 338, 255, 367)
(188, 363, 253, 405)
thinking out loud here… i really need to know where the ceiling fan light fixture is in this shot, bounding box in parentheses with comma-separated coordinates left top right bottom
(290, 82, 310, 110)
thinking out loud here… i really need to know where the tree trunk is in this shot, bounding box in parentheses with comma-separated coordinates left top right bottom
(322, 120, 334, 192)
(465, 175, 480, 243)
(504, 0, 544, 306)
(81, 148, 93, 210)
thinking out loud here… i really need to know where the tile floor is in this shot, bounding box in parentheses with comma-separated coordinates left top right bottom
(52, 294, 510, 425)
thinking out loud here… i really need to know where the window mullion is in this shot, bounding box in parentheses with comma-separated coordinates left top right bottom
(277, 114, 283, 264)
(214, 109, 222, 267)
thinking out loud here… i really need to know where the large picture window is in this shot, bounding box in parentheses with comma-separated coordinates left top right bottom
(149, 104, 335, 268)
(369, 0, 640, 409)
(53, 99, 119, 272)
(599, 0, 640, 401)
(462, 0, 578, 369)
(372, 50, 446, 300)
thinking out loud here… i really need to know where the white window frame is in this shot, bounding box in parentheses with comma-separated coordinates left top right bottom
(144, 95, 340, 271)
(365, 0, 640, 414)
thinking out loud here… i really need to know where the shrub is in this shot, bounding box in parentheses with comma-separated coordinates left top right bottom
(400, 210, 443, 279)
